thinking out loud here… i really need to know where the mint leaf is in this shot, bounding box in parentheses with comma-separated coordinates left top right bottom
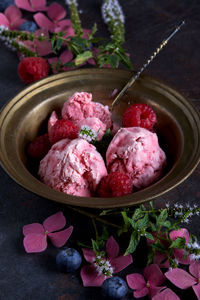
(170, 237, 186, 249)
(125, 231, 140, 255)
(75, 51, 93, 65)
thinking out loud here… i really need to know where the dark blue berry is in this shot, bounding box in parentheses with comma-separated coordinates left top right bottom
(19, 21, 38, 32)
(56, 248, 82, 272)
(101, 277, 128, 300)
(0, 0, 15, 12)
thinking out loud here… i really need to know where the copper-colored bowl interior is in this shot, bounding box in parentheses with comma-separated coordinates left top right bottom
(0, 69, 199, 208)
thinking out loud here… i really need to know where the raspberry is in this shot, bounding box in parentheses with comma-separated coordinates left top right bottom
(18, 57, 49, 84)
(122, 103, 157, 130)
(27, 133, 51, 159)
(48, 119, 78, 145)
(98, 172, 133, 197)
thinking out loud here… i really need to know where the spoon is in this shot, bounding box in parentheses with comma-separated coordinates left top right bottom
(111, 20, 185, 111)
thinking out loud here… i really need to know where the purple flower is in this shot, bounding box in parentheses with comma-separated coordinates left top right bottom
(80, 236, 133, 287)
(23, 211, 73, 253)
(165, 261, 200, 299)
(126, 264, 166, 298)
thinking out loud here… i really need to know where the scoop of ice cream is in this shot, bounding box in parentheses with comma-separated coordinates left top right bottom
(106, 127, 166, 189)
(38, 138, 107, 197)
(77, 117, 107, 141)
(61, 92, 112, 129)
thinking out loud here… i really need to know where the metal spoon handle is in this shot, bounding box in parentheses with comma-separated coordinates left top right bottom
(111, 20, 185, 110)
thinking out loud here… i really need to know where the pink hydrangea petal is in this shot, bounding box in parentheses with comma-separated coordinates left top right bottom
(154, 252, 170, 268)
(152, 288, 180, 300)
(47, 2, 66, 22)
(149, 286, 166, 298)
(193, 283, 200, 300)
(48, 226, 73, 247)
(174, 249, 191, 265)
(126, 273, 146, 290)
(165, 268, 197, 289)
(34, 13, 54, 32)
(15, 0, 35, 12)
(5, 6, 22, 23)
(144, 264, 165, 286)
(34, 29, 52, 56)
(60, 49, 73, 64)
(55, 20, 73, 32)
(0, 14, 9, 27)
(43, 211, 66, 232)
(170, 228, 190, 243)
(10, 19, 25, 30)
(80, 264, 105, 287)
(111, 254, 133, 273)
(189, 261, 200, 279)
(134, 287, 149, 298)
(48, 58, 59, 74)
(106, 236, 119, 259)
(30, 0, 47, 11)
(82, 28, 91, 39)
(23, 223, 44, 236)
(64, 26, 75, 38)
(23, 233, 47, 253)
(82, 248, 96, 263)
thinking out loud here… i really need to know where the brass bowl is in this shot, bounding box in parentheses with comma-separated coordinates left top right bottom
(0, 69, 200, 208)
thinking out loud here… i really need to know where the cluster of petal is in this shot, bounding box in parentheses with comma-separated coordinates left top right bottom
(23, 211, 73, 253)
(126, 264, 166, 298)
(80, 236, 133, 287)
(0, 5, 25, 30)
(165, 261, 200, 300)
(15, 0, 47, 12)
(34, 2, 72, 33)
(148, 228, 191, 267)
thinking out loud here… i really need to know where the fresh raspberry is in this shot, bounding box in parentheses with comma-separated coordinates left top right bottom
(48, 119, 78, 145)
(98, 172, 133, 197)
(122, 103, 157, 130)
(27, 133, 51, 159)
(18, 57, 49, 84)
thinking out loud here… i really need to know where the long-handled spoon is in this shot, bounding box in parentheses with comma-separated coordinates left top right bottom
(110, 20, 185, 111)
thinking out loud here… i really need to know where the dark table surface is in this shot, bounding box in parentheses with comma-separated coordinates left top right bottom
(0, 0, 200, 299)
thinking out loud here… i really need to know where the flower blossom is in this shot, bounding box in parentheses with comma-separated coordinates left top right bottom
(17, 29, 52, 57)
(80, 236, 133, 287)
(48, 49, 73, 74)
(34, 2, 72, 33)
(165, 261, 200, 299)
(15, 0, 47, 12)
(126, 264, 166, 298)
(23, 211, 73, 253)
(148, 228, 191, 268)
(0, 5, 25, 30)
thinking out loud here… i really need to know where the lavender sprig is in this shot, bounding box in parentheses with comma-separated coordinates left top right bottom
(65, 0, 83, 37)
(101, 0, 125, 45)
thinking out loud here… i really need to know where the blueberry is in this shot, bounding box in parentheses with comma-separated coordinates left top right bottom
(56, 248, 82, 272)
(0, 0, 15, 12)
(19, 21, 38, 32)
(101, 277, 128, 300)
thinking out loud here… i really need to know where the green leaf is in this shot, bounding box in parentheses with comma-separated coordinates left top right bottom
(170, 237, 186, 249)
(125, 231, 140, 255)
(91, 239, 99, 253)
(75, 50, 93, 65)
(127, 217, 136, 230)
(91, 23, 97, 36)
(106, 54, 119, 68)
(144, 232, 154, 240)
(156, 209, 168, 226)
(135, 214, 149, 230)
(149, 222, 156, 232)
(132, 208, 145, 221)
(55, 38, 63, 51)
(162, 221, 171, 228)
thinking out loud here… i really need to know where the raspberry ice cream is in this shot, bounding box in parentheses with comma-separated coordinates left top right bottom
(106, 127, 166, 189)
(38, 138, 107, 197)
(61, 92, 112, 130)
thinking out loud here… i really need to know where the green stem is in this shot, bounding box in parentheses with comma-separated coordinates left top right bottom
(67, 206, 121, 229)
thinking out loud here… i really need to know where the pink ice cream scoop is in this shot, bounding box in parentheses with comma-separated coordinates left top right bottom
(61, 92, 112, 129)
(38, 138, 107, 197)
(106, 127, 166, 189)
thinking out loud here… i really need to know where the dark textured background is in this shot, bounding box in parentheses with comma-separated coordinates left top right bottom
(0, 0, 200, 299)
